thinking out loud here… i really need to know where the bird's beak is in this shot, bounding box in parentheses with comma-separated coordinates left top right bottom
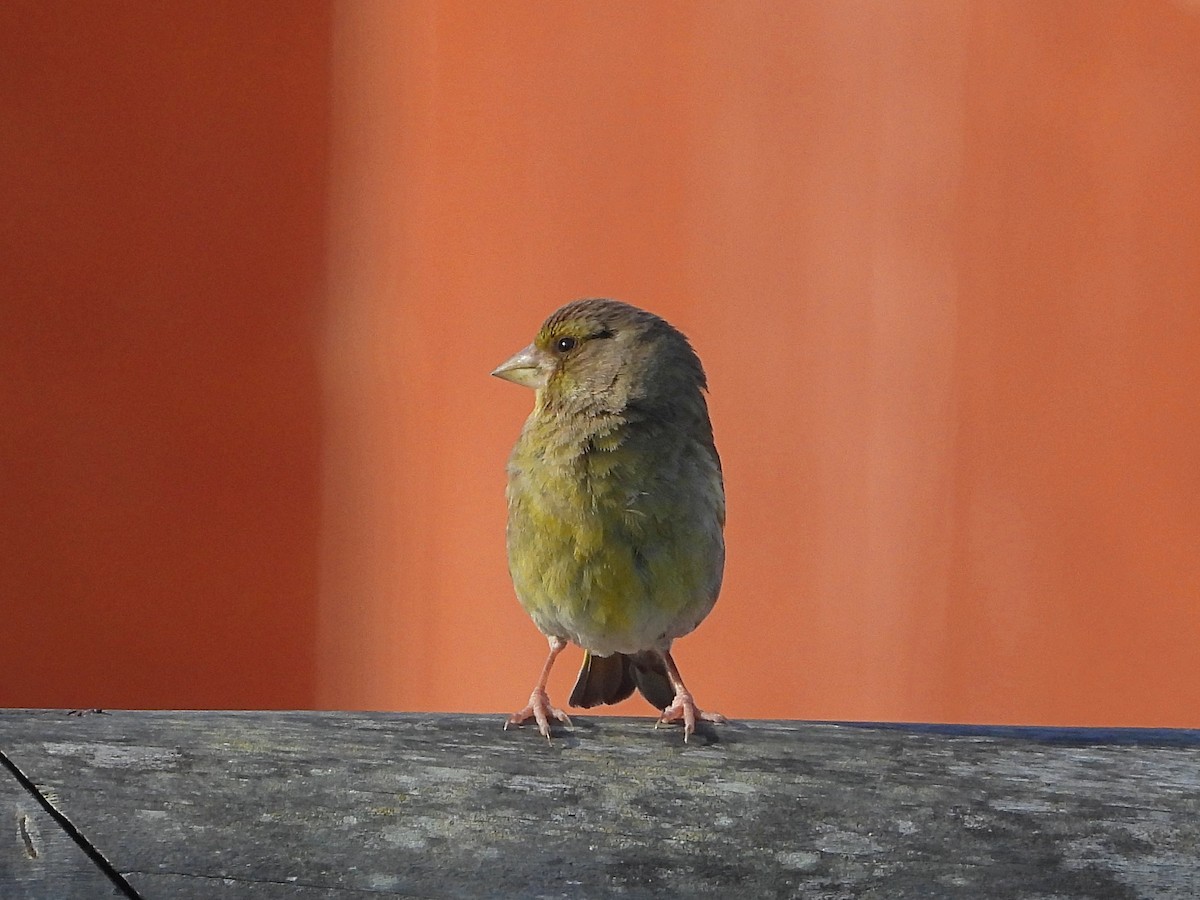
(492, 343, 551, 390)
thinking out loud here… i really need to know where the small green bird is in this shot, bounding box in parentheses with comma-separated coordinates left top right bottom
(493, 299, 726, 741)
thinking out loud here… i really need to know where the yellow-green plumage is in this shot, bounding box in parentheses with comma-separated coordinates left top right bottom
(494, 299, 725, 730)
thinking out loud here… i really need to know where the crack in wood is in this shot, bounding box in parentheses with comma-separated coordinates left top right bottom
(18, 811, 39, 858)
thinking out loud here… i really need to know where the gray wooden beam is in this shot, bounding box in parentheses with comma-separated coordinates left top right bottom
(0, 710, 1197, 898)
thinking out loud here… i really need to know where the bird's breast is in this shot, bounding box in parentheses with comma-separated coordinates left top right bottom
(505, 423, 723, 655)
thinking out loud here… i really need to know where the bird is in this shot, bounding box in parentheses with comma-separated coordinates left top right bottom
(492, 298, 726, 741)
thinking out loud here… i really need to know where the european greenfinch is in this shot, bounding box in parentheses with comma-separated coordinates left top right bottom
(492, 299, 726, 741)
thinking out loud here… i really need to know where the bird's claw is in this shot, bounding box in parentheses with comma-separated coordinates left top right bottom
(504, 689, 572, 741)
(656, 691, 726, 742)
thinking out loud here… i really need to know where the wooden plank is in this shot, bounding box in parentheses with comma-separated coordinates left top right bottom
(1, 710, 1198, 898)
(0, 747, 130, 899)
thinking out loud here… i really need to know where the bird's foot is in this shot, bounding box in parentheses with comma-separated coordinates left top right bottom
(656, 690, 726, 742)
(504, 688, 572, 741)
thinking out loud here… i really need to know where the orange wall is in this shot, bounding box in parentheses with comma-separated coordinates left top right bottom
(3, 2, 1199, 726)
(0, 2, 331, 708)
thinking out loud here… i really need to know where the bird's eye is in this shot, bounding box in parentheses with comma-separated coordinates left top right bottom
(554, 336, 577, 353)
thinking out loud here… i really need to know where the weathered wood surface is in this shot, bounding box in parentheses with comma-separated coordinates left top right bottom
(1, 745, 130, 899)
(1, 711, 1198, 899)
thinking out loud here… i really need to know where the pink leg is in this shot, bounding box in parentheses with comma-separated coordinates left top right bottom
(656, 649, 726, 742)
(505, 636, 573, 740)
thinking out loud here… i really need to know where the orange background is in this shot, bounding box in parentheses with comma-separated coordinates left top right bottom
(2, 2, 1198, 726)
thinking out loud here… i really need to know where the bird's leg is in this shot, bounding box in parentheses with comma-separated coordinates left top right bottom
(505, 635, 573, 740)
(656, 649, 726, 742)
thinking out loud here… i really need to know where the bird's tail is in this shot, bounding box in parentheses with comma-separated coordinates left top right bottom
(568, 650, 675, 711)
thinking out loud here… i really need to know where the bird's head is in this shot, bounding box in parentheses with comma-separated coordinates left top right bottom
(492, 299, 707, 417)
